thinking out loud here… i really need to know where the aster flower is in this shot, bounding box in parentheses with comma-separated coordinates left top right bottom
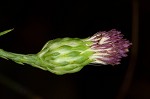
(0, 29, 131, 75)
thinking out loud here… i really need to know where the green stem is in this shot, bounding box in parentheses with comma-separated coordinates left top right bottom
(0, 49, 46, 70)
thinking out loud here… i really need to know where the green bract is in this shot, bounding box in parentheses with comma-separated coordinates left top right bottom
(0, 29, 94, 75)
(37, 38, 94, 74)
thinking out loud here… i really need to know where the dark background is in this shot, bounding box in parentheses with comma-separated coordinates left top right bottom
(0, 0, 148, 99)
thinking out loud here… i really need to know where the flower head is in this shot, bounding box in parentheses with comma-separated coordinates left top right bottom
(0, 29, 132, 75)
(88, 29, 132, 65)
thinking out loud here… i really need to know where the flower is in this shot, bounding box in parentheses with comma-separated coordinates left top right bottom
(88, 29, 132, 65)
(0, 29, 132, 75)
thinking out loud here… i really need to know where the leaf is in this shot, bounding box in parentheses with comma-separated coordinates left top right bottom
(0, 29, 14, 37)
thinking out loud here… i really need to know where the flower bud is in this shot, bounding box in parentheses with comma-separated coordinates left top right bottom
(0, 29, 131, 75)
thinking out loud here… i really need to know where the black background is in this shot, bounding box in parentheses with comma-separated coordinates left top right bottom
(0, 0, 149, 99)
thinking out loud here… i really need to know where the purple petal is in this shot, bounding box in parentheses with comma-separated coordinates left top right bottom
(89, 29, 132, 65)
